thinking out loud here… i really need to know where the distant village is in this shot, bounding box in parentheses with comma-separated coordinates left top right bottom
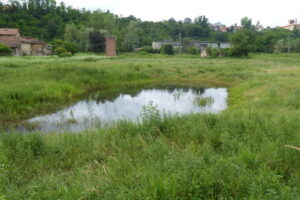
(152, 19, 300, 53)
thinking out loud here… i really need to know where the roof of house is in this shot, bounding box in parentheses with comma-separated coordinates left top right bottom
(0, 36, 46, 48)
(0, 36, 22, 48)
(0, 28, 20, 36)
(21, 36, 46, 45)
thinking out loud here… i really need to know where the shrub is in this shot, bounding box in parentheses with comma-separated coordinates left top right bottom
(55, 47, 72, 57)
(54, 47, 67, 55)
(62, 42, 78, 55)
(140, 46, 160, 54)
(0, 43, 12, 56)
(187, 47, 199, 55)
(58, 52, 72, 57)
(206, 47, 219, 57)
(52, 40, 78, 55)
(161, 44, 175, 55)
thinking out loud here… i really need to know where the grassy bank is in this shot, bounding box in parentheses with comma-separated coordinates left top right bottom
(1, 53, 300, 199)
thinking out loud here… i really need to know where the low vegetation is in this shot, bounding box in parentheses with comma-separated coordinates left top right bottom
(1, 53, 300, 199)
(0, 44, 12, 56)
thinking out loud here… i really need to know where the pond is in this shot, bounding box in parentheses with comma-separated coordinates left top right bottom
(28, 87, 228, 133)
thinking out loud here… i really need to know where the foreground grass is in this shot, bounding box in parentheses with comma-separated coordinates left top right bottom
(1, 53, 300, 199)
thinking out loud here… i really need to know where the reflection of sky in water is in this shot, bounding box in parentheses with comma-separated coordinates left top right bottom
(29, 88, 228, 133)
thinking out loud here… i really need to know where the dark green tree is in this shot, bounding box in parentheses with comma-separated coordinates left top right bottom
(230, 29, 256, 56)
(89, 31, 106, 53)
(161, 44, 174, 55)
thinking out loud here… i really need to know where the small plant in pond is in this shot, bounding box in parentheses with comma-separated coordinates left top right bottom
(141, 100, 161, 127)
(194, 96, 214, 107)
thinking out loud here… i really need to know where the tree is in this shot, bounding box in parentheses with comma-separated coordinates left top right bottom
(183, 18, 192, 24)
(230, 29, 256, 56)
(241, 17, 253, 29)
(123, 21, 141, 51)
(64, 24, 80, 45)
(89, 31, 106, 53)
(89, 11, 117, 35)
(161, 44, 174, 55)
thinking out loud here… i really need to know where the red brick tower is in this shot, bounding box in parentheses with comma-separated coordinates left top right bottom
(105, 37, 116, 57)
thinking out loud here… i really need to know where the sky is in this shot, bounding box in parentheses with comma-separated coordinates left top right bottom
(57, 0, 299, 27)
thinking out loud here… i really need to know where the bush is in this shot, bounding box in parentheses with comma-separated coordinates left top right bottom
(206, 47, 219, 57)
(54, 47, 72, 57)
(0, 43, 12, 56)
(187, 47, 199, 55)
(54, 47, 67, 55)
(140, 46, 160, 54)
(58, 52, 72, 57)
(52, 40, 78, 55)
(161, 44, 175, 55)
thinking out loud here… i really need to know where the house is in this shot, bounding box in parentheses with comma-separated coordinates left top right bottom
(152, 41, 231, 51)
(152, 41, 181, 50)
(255, 21, 264, 32)
(281, 19, 300, 31)
(211, 22, 228, 32)
(0, 28, 51, 56)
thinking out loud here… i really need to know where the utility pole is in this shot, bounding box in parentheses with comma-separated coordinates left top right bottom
(288, 35, 291, 54)
(179, 33, 182, 54)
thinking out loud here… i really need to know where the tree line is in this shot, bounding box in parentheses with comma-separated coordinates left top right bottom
(1, 0, 300, 54)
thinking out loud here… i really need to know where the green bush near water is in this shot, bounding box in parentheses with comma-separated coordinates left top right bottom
(0, 53, 300, 199)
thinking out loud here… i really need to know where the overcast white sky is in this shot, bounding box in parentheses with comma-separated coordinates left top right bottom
(57, 0, 299, 27)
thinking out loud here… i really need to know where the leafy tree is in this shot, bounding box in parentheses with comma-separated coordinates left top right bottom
(230, 29, 256, 56)
(89, 31, 106, 53)
(241, 17, 253, 29)
(88, 11, 117, 35)
(64, 24, 80, 45)
(122, 21, 141, 51)
(161, 44, 174, 55)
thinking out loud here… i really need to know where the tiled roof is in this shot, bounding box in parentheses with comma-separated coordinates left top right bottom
(0, 36, 46, 48)
(0, 28, 20, 36)
(21, 36, 46, 44)
(0, 36, 21, 48)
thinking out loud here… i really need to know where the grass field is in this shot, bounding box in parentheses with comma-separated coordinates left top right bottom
(0, 53, 300, 199)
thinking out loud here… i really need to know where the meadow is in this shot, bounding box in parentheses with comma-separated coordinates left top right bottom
(0, 53, 300, 199)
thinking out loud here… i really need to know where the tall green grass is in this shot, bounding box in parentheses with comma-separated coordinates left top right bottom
(1, 110, 300, 199)
(1, 53, 300, 199)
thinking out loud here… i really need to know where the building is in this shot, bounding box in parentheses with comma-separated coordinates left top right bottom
(211, 22, 228, 32)
(152, 41, 231, 50)
(105, 36, 117, 57)
(281, 19, 300, 31)
(152, 41, 181, 50)
(0, 28, 50, 56)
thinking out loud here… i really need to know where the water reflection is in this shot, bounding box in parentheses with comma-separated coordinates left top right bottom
(29, 88, 227, 133)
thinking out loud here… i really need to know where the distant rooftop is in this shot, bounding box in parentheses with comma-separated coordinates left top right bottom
(0, 28, 20, 36)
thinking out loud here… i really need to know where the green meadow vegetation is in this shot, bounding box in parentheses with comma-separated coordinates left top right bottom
(0, 53, 300, 199)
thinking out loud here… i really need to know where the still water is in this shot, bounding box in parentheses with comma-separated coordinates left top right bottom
(29, 88, 228, 133)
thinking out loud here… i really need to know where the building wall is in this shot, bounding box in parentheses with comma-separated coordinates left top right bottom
(152, 41, 181, 50)
(152, 42, 162, 49)
(220, 43, 231, 49)
(105, 37, 116, 57)
(12, 48, 20, 56)
(31, 44, 46, 56)
(21, 43, 31, 56)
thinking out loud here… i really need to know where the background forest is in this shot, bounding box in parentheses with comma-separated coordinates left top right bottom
(1, 0, 300, 53)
